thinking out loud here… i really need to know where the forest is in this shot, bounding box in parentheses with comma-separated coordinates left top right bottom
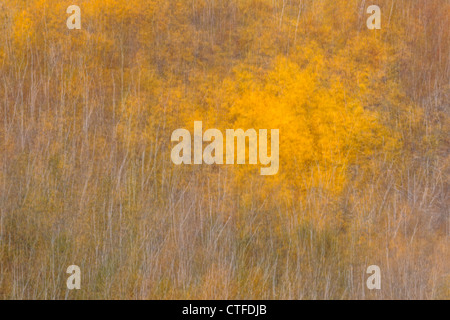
(0, 0, 448, 299)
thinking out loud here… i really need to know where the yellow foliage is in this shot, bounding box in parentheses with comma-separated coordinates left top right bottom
(0, 0, 447, 300)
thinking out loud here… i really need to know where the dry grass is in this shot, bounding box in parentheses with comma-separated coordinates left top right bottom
(0, 0, 448, 299)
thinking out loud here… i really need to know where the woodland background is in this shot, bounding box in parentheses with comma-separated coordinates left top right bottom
(0, 0, 448, 299)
